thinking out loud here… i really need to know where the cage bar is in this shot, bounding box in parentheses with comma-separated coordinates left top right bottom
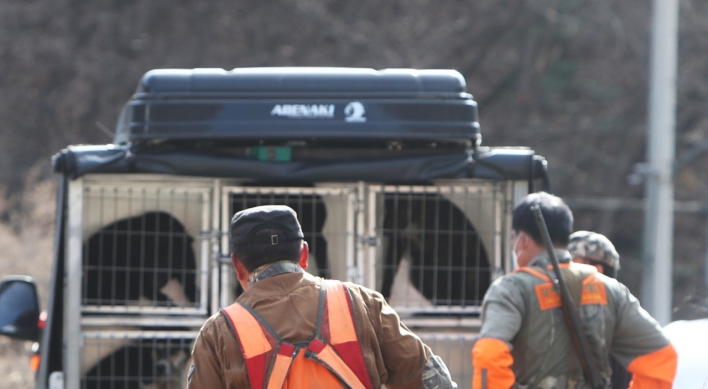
(220, 185, 357, 306)
(368, 183, 506, 312)
(81, 331, 197, 389)
(79, 181, 211, 315)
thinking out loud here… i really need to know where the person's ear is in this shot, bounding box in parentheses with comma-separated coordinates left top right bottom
(231, 254, 250, 290)
(299, 241, 309, 270)
(517, 231, 529, 250)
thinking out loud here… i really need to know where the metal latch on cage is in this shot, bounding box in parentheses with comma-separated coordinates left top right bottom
(359, 236, 380, 246)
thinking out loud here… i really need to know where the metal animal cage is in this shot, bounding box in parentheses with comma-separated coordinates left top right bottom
(80, 330, 196, 389)
(74, 176, 212, 315)
(216, 182, 510, 311)
(365, 182, 508, 313)
(63, 177, 517, 388)
(219, 185, 358, 306)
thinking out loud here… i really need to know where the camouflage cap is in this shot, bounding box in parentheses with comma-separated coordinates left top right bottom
(567, 230, 620, 271)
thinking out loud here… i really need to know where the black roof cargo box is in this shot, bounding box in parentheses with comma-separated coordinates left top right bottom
(53, 67, 549, 189)
(113, 68, 480, 145)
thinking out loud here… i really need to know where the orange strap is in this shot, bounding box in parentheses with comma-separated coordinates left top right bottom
(222, 303, 273, 358)
(281, 348, 344, 389)
(520, 268, 609, 309)
(266, 344, 297, 389)
(324, 281, 358, 345)
(322, 281, 373, 389)
(471, 337, 515, 389)
(515, 267, 551, 282)
(308, 338, 367, 389)
(222, 281, 372, 389)
(627, 343, 677, 389)
(221, 303, 275, 389)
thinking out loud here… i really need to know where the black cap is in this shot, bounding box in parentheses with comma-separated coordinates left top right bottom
(230, 205, 304, 247)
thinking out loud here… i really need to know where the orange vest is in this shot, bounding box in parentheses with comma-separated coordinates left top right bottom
(221, 280, 374, 389)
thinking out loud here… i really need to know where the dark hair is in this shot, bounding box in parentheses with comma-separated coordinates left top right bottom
(512, 192, 573, 247)
(230, 227, 303, 272)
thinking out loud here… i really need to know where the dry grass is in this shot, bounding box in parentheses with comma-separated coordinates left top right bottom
(0, 170, 56, 389)
(0, 337, 35, 389)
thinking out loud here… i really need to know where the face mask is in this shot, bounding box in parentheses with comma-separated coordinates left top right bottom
(511, 233, 521, 267)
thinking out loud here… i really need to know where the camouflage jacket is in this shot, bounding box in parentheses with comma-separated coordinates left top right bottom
(472, 251, 676, 389)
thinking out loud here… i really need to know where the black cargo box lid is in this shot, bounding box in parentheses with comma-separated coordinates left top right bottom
(113, 68, 480, 145)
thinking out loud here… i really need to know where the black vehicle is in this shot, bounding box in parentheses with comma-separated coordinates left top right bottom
(0, 67, 549, 389)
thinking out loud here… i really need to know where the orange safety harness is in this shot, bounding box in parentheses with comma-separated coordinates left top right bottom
(221, 280, 374, 389)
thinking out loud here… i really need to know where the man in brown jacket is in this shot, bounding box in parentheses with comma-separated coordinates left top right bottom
(187, 205, 456, 389)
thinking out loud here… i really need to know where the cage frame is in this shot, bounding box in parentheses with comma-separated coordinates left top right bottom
(64, 175, 216, 389)
(364, 180, 512, 314)
(72, 175, 213, 316)
(219, 184, 359, 308)
(63, 174, 526, 389)
(79, 329, 198, 389)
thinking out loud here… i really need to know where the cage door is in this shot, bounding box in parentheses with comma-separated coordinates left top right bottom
(219, 185, 358, 307)
(366, 183, 507, 313)
(79, 181, 212, 316)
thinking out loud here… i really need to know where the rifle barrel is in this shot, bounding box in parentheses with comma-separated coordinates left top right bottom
(530, 204, 603, 389)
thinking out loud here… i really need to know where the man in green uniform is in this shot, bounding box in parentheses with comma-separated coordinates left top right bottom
(568, 230, 631, 389)
(471, 192, 676, 389)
